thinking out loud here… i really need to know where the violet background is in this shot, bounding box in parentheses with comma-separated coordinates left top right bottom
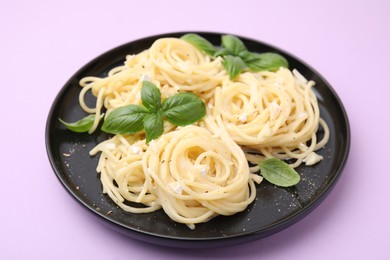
(1, 0, 389, 259)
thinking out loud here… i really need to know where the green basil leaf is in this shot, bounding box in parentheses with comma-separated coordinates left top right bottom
(213, 48, 232, 58)
(246, 52, 289, 72)
(162, 93, 206, 126)
(143, 111, 164, 143)
(221, 35, 247, 56)
(238, 50, 260, 63)
(141, 81, 161, 113)
(259, 158, 300, 187)
(222, 55, 247, 79)
(181, 33, 217, 56)
(59, 114, 96, 133)
(101, 105, 149, 134)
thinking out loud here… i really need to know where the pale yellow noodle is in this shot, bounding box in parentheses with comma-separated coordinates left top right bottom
(77, 37, 329, 229)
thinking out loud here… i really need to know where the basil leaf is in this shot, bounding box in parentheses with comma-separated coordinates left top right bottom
(162, 93, 206, 126)
(221, 35, 247, 56)
(259, 158, 300, 187)
(141, 81, 161, 113)
(222, 55, 247, 79)
(143, 111, 164, 143)
(101, 105, 149, 134)
(238, 50, 260, 63)
(213, 48, 232, 58)
(59, 114, 96, 133)
(181, 33, 217, 56)
(246, 52, 289, 72)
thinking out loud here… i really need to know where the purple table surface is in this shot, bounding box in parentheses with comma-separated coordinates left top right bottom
(1, 0, 389, 259)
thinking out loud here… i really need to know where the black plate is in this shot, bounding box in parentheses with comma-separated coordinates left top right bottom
(45, 32, 350, 248)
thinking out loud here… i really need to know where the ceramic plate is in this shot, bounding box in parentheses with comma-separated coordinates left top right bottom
(46, 32, 350, 248)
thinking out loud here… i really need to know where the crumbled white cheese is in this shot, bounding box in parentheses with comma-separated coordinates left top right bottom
(198, 165, 208, 177)
(303, 152, 323, 166)
(269, 101, 281, 120)
(239, 113, 247, 123)
(169, 181, 183, 194)
(131, 145, 142, 155)
(141, 74, 151, 82)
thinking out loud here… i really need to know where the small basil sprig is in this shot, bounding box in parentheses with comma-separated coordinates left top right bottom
(102, 81, 206, 143)
(222, 55, 247, 80)
(100, 104, 149, 134)
(259, 158, 300, 187)
(180, 33, 217, 56)
(181, 33, 289, 79)
(60, 81, 206, 142)
(59, 114, 98, 133)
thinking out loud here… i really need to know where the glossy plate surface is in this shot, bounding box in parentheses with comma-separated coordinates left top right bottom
(46, 32, 350, 248)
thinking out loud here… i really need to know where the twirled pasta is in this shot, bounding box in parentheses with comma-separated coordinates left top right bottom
(208, 68, 329, 168)
(142, 125, 261, 229)
(149, 38, 226, 100)
(90, 133, 161, 213)
(77, 36, 329, 229)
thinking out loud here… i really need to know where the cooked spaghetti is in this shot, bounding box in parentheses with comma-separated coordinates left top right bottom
(76, 37, 329, 229)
